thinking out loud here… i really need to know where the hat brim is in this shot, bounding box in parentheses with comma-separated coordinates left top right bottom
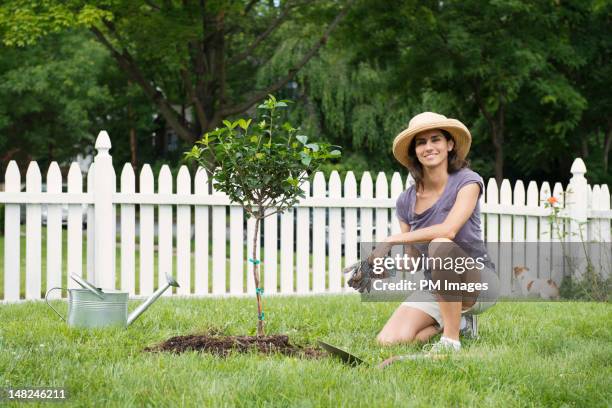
(392, 119, 472, 168)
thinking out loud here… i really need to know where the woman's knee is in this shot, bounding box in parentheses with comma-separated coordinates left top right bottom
(430, 237, 453, 243)
(376, 305, 438, 346)
(376, 327, 417, 346)
(428, 237, 453, 255)
(381, 325, 439, 344)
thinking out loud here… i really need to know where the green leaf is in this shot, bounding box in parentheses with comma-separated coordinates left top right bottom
(239, 118, 252, 130)
(305, 143, 319, 152)
(183, 145, 201, 160)
(329, 150, 341, 157)
(299, 151, 312, 166)
(282, 122, 296, 132)
(296, 135, 308, 145)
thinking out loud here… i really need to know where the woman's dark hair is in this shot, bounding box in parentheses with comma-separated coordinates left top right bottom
(407, 129, 469, 192)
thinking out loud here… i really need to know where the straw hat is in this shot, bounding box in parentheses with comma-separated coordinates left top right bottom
(392, 112, 471, 168)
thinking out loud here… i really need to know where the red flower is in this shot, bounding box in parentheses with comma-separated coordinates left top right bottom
(547, 196, 558, 205)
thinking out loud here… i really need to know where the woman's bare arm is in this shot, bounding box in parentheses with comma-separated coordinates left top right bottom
(399, 221, 419, 257)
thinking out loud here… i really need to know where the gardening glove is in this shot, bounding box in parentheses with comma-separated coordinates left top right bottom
(343, 259, 394, 294)
(343, 260, 373, 293)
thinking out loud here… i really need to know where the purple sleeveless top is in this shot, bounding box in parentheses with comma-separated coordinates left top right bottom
(396, 168, 494, 270)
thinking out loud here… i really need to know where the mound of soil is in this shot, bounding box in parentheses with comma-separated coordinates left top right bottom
(144, 334, 325, 359)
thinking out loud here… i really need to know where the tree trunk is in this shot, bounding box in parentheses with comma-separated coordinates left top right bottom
(472, 84, 505, 183)
(488, 119, 504, 184)
(129, 128, 137, 171)
(494, 137, 503, 185)
(128, 98, 138, 175)
(48, 140, 54, 163)
(251, 214, 265, 336)
(603, 125, 612, 173)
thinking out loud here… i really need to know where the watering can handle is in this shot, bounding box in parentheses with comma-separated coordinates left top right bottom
(45, 287, 66, 322)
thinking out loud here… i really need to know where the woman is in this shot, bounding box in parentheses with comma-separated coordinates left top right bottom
(373, 112, 499, 353)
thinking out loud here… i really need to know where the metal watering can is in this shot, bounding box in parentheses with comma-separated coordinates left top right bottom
(45, 273, 179, 328)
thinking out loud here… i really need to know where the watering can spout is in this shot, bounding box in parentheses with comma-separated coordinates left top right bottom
(127, 274, 179, 326)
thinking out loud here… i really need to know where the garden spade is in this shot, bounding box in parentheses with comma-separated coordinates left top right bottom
(318, 341, 366, 367)
(318, 340, 449, 368)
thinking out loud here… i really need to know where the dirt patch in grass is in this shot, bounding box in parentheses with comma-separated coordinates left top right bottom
(144, 334, 325, 358)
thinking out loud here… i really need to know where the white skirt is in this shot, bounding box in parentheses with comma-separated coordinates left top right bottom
(401, 267, 499, 328)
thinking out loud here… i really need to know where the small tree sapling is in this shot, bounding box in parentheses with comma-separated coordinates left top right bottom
(185, 95, 341, 335)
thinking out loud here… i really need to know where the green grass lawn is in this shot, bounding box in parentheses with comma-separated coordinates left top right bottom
(0, 296, 610, 406)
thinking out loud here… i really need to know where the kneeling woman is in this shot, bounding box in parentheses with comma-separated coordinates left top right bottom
(374, 112, 499, 352)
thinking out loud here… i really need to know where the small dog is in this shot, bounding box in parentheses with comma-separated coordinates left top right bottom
(513, 266, 560, 300)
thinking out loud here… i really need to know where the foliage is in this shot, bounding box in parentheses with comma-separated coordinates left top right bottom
(337, 0, 611, 184)
(96, 66, 164, 172)
(0, 0, 354, 146)
(559, 273, 611, 302)
(0, 27, 190, 177)
(186, 95, 341, 219)
(0, 30, 112, 170)
(316, 151, 383, 184)
(255, 29, 444, 177)
(503, 0, 612, 186)
(545, 196, 611, 301)
(185, 95, 341, 335)
(0, 1, 609, 186)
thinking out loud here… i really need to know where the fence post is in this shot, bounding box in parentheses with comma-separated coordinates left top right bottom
(4, 161, 21, 301)
(93, 131, 116, 288)
(566, 158, 588, 278)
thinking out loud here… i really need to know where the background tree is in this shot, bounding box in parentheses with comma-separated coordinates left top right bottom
(254, 17, 423, 180)
(387, 0, 583, 182)
(0, 0, 355, 146)
(0, 0, 608, 185)
(567, 0, 612, 181)
(0, 30, 112, 173)
(334, 0, 609, 184)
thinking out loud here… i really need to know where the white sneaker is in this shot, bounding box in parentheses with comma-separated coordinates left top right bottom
(423, 336, 461, 354)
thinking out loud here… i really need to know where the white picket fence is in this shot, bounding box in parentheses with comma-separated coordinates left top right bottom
(1, 131, 611, 302)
